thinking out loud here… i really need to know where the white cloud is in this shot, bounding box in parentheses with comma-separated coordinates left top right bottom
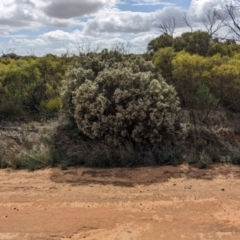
(1, 0, 239, 56)
(83, 5, 187, 37)
(189, 0, 227, 16)
(9, 38, 47, 47)
(40, 30, 75, 42)
(83, 10, 153, 36)
(152, 6, 188, 28)
(131, 0, 174, 6)
(0, 0, 231, 35)
(0, 0, 117, 32)
(39, 30, 86, 43)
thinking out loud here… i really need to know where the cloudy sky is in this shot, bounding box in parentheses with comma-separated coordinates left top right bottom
(0, 0, 235, 56)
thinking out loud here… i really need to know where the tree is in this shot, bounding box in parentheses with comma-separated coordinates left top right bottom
(201, 9, 224, 37)
(1, 59, 42, 113)
(208, 55, 240, 111)
(194, 83, 219, 120)
(111, 41, 131, 54)
(172, 51, 207, 107)
(36, 55, 65, 114)
(182, 12, 193, 32)
(216, 1, 240, 40)
(173, 31, 211, 56)
(147, 34, 174, 53)
(157, 17, 176, 37)
(153, 47, 176, 83)
(0, 55, 65, 118)
(208, 39, 240, 56)
(74, 38, 100, 56)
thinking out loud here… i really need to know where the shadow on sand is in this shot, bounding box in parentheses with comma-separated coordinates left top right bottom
(50, 164, 240, 187)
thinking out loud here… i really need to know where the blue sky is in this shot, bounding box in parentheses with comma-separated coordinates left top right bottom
(0, 0, 234, 56)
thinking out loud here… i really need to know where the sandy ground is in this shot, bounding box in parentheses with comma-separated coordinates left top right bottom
(0, 164, 240, 240)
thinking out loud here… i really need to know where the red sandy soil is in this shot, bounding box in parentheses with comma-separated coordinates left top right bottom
(0, 164, 240, 240)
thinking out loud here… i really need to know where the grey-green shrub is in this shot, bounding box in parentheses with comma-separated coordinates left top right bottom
(62, 50, 180, 145)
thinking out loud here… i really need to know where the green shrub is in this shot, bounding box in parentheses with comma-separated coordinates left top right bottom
(231, 152, 240, 165)
(21, 154, 40, 171)
(154, 145, 182, 166)
(153, 47, 176, 83)
(40, 97, 62, 113)
(60, 161, 68, 170)
(0, 100, 23, 119)
(199, 150, 212, 169)
(195, 84, 219, 118)
(199, 159, 211, 169)
(62, 50, 180, 145)
(207, 149, 221, 163)
(187, 153, 199, 164)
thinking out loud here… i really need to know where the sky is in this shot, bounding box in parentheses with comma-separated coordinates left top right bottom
(0, 0, 237, 56)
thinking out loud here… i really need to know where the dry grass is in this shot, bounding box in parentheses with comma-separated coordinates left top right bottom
(51, 120, 183, 168)
(0, 121, 57, 170)
(1, 109, 240, 170)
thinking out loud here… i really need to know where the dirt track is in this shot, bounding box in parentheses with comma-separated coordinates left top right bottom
(0, 164, 240, 240)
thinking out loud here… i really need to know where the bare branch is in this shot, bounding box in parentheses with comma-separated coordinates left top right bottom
(216, 1, 240, 39)
(111, 41, 131, 54)
(182, 12, 193, 32)
(201, 9, 225, 37)
(157, 16, 176, 37)
(61, 42, 72, 57)
(1, 47, 17, 58)
(26, 48, 35, 57)
(74, 38, 100, 56)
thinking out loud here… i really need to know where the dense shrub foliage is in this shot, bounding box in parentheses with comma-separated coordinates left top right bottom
(150, 33, 240, 112)
(147, 33, 174, 53)
(0, 54, 68, 119)
(148, 31, 240, 56)
(62, 50, 180, 145)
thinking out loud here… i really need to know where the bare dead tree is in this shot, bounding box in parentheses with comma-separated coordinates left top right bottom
(74, 38, 99, 56)
(2, 47, 16, 55)
(182, 12, 193, 32)
(74, 40, 85, 56)
(1, 47, 17, 58)
(111, 41, 131, 54)
(216, 1, 240, 39)
(201, 9, 225, 37)
(157, 16, 176, 37)
(61, 42, 72, 57)
(26, 48, 35, 57)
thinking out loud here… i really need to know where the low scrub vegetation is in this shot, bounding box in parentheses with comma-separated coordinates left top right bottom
(0, 122, 56, 170)
(1, 31, 240, 170)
